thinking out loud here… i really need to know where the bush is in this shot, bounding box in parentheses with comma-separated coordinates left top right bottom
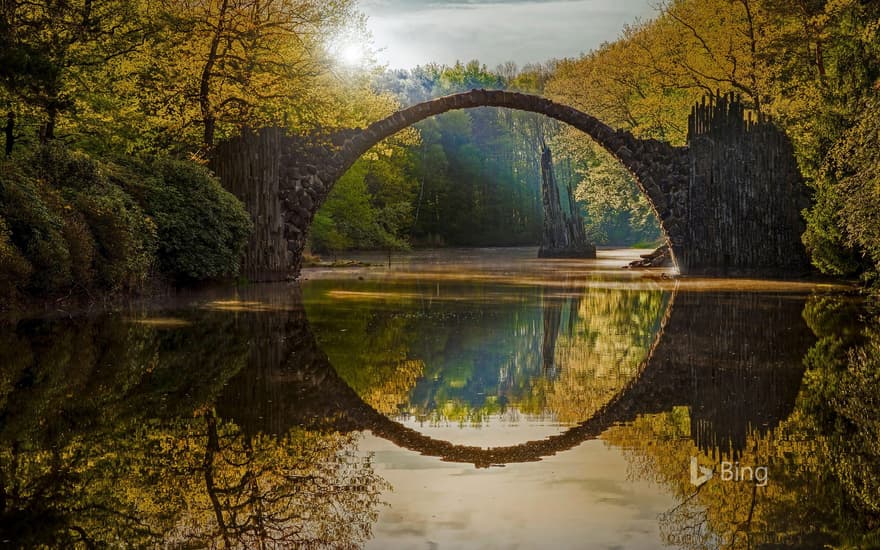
(59, 207, 97, 287)
(35, 146, 158, 291)
(120, 158, 252, 281)
(32, 145, 104, 192)
(833, 98, 880, 286)
(0, 215, 33, 298)
(0, 146, 252, 298)
(75, 183, 157, 289)
(802, 183, 862, 277)
(0, 162, 73, 292)
(804, 96, 880, 285)
(0, 147, 161, 296)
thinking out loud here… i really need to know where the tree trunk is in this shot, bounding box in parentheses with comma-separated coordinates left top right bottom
(40, 104, 57, 143)
(199, 0, 230, 148)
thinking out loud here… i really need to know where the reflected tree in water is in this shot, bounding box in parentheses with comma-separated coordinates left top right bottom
(800, 295, 880, 524)
(536, 287, 668, 424)
(0, 306, 389, 548)
(304, 279, 669, 426)
(602, 293, 880, 548)
(163, 414, 387, 549)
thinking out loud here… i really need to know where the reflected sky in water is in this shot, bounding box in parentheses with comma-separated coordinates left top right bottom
(363, 436, 674, 549)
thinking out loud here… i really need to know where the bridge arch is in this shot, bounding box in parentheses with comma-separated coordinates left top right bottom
(275, 90, 690, 273)
(214, 91, 811, 280)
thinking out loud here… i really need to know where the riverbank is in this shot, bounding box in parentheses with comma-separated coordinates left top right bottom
(1, 146, 252, 314)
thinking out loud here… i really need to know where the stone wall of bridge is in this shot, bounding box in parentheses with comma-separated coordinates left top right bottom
(684, 93, 811, 276)
(212, 91, 810, 280)
(212, 128, 335, 280)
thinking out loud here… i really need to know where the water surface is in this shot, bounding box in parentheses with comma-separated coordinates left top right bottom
(0, 248, 877, 548)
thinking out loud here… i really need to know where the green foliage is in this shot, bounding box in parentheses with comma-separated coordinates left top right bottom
(800, 296, 880, 517)
(374, 60, 663, 248)
(310, 156, 413, 254)
(310, 161, 376, 253)
(310, 212, 351, 255)
(75, 183, 157, 288)
(0, 0, 145, 143)
(763, 0, 880, 282)
(824, 96, 880, 284)
(35, 145, 158, 290)
(0, 161, 73, 292)
(802, 181, 862, 277)
(375, 63, 547, 247)
(0, 146, 251, 300)
(136, 159, 252, 281)
(572, 144, 661, 245)
(0, 215, 32, 297)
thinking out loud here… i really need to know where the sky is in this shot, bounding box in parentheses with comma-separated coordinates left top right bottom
(360, 0, 658, 70)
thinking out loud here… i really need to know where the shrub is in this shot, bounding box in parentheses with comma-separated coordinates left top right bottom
(74, 183, 157, 290)
(0, 146, 251, 297)
(0, 162, 73, 292)
(34, 146, 158, 291)
(0, 148, 161, 296)
(0, 215, 33, 298)
(832, 98, 880, 286)
(804, 96, 880, 285)
(32, 145, 104, 192)
(59, 209, 97, 288)
(120, 158, 252, 281)
(802, 183, 862, 277)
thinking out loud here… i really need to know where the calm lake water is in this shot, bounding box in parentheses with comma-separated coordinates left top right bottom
(1, 247, 878, 548)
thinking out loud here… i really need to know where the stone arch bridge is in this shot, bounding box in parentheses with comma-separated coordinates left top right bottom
(212, 90, 810, 279)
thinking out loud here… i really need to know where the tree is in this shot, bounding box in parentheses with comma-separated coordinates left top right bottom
(137, 0, 363, 150)
(760, 0, 880, 280)
(0, 0, 144, 143)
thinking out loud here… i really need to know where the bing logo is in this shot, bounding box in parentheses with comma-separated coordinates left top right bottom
(689, 456, 769, 487)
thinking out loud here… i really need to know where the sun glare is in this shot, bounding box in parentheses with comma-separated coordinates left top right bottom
(338, 43, 365, 67)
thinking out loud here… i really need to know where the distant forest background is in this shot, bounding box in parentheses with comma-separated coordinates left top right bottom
(313, 62, 662, 253)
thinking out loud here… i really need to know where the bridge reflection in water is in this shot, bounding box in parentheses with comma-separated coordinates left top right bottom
(216, 284, 814, 467)
(2, 275, 878, 548)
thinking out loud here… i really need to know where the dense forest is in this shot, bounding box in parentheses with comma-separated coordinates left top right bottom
(2, 0, 880, 302)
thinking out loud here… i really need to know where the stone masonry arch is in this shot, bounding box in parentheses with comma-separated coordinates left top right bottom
(296, 90, 688, 273)
(212, 91, 809, 279)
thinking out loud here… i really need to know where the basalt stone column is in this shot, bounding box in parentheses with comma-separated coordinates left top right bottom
(684, 94, 811, 276)
(213, 129, 334, 281)
(212, 128, 294, 282)
(538, 146, 596, 258)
